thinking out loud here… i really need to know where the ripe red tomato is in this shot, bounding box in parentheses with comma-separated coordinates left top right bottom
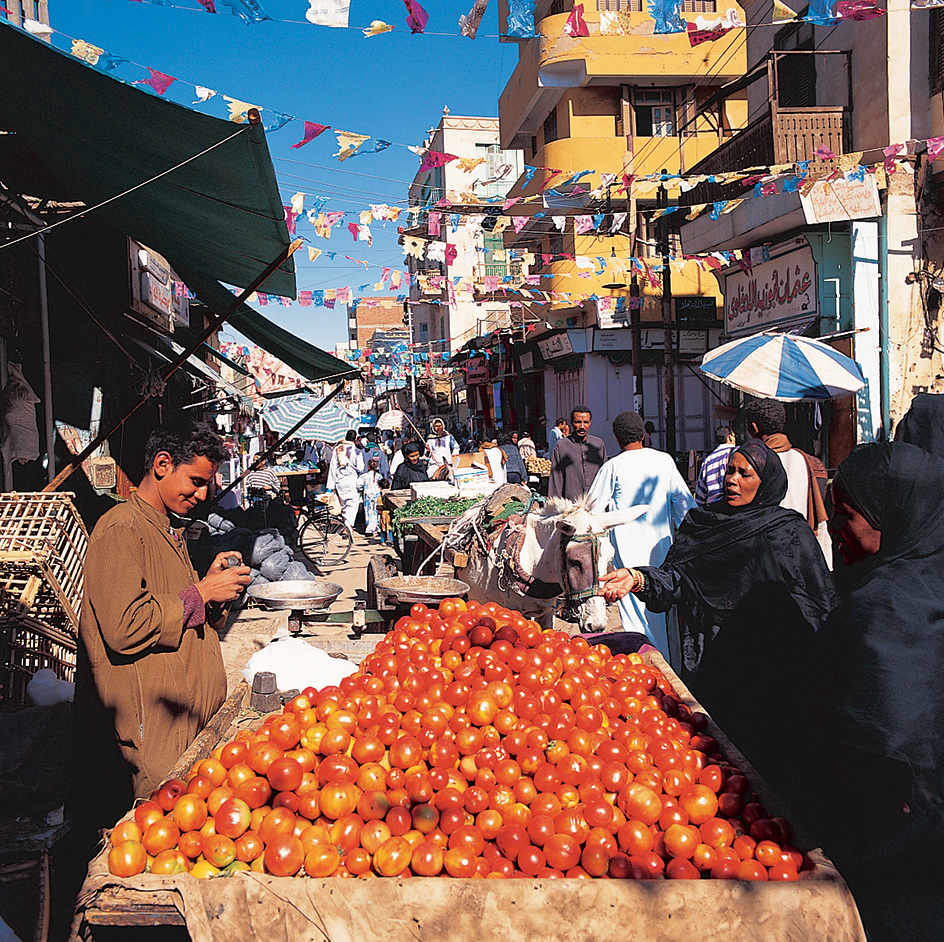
(265, 834, 305, 877)
(266, 757, 303, 793)
(374, 836, 413, 876)
(108, 840, 147, 877)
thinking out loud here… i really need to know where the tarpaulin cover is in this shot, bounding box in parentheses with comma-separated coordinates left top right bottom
(0, 21, 295, 298)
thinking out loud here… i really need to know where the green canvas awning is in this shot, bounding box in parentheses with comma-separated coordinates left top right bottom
(182, 271, 360, 383)
(0, 21, 294, 297)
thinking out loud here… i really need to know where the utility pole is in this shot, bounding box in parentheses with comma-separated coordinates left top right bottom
(658, 171, 676, 457)
(630, 277, 644, 415)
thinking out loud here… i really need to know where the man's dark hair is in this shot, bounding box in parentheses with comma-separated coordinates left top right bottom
(613, 411, 646, 447)
(743, 399, 786, 436)
(144, 413, 228, 473)
(497, 429, 515, 446)
(644, 421, 655, 433)
(556, 417, 568, 427)
(715, 425, 733, 445)
(345, 430, 357, 442)
(571, 405, 592, 422)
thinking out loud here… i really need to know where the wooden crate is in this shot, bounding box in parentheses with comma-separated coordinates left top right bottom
(0, 612, 76, 708)
(0, 492, 88, 633)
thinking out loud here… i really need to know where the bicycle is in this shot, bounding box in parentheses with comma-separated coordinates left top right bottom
(296, 496, 352, 569)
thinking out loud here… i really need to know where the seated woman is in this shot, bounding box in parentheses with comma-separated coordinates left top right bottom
(800, 442, 944, 942)
(390, 442, 429, 491)
(498, 430, 528, 485)
(599, 441, 836, 800)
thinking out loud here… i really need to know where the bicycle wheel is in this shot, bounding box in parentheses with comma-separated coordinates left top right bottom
(320, 518, 352, 567)
(298, 517, 328, 568)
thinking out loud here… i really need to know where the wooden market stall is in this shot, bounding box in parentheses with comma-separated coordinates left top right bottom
(71, 650, 866, 942)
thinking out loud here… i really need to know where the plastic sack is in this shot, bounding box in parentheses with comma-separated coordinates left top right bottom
(27, 668, 74, 706)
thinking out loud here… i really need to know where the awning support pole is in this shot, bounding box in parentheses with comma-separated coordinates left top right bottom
(210, 381, 345, 507)
(43, 241, 299, 492)
(38, 232, 55, 485)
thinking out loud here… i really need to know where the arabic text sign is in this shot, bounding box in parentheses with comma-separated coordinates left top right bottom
(800, 175, 881, 225)
(725, 243, 817, 336)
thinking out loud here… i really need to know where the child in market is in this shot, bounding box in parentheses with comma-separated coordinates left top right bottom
(357, 457, 388, 538)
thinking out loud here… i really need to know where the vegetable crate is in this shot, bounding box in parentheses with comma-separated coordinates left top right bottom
(0, 492, 87, 707)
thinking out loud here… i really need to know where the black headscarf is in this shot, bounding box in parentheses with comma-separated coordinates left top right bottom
(894, 392, 944, 459)
(819, 442, 944, 804)
(661, 441, 834, 627)
(804, 442, 944, 942)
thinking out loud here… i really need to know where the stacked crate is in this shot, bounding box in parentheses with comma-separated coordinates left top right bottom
(0, 493, 88, 707)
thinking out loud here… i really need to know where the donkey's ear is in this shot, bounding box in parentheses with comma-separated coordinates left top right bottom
(599, 506, 647, 529)
(555, 518, 577, 536)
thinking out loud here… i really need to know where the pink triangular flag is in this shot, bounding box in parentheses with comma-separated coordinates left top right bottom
(928, 136, 944, 162)
(404, 0, 429, 33)
(564, 3, 589, 36)
(814, 143, 836, 161)
(419, 150, 458, 172)
(134, 68, 175, 96)
(291, 121, 329, 149)
(284, 206, 298, 236)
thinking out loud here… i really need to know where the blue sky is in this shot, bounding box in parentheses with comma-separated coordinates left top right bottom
(49, 0, 520, 353)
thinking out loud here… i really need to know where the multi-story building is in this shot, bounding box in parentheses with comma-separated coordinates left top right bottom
(496, 0, 748, 456)
(402, 110, 526, 436)
(404, 110, 525, 356)
(679, 0, 944, 464)
(348, 296, 405, 349)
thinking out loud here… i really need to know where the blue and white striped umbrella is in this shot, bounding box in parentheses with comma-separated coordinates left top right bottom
(700, 332, 866, 402)
(261, 396, 360, 441)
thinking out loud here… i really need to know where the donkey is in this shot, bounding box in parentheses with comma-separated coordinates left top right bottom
(448, 490, 646, 632)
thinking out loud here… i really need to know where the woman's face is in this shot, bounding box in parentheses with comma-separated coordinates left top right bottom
(829, 483, 882, 565)
(724, 452, 762, 507)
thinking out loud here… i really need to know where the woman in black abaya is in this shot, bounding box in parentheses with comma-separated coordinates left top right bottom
(600, 441, 837, 800)
(801, 442, 944, 942)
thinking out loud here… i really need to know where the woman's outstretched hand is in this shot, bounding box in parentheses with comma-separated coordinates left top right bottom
(599, 568, 633, 602)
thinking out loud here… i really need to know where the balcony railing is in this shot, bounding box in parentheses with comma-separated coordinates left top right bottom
(680, 104, 850, 205)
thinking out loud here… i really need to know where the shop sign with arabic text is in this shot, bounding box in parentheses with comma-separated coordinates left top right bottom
(724, 239, 817, 336)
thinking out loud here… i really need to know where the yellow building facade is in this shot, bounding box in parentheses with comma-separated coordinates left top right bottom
(499, 0, 747, 321)
(495, 0, 747, 454)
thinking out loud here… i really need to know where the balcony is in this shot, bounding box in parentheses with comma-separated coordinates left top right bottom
(681, 105, 849, 205)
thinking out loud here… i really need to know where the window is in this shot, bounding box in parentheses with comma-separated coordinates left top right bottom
(774, 20, 815, 108)
(543, 108, 559, 146)
(484, 232, 505, 277)
(440, 316, 445, 338)
(531, 136, 538, 158)
(680, 0, 716, 11)
(596, 0, 642, 10)
(932, 8, 944, 96)
(549, 230, 564, 259)
(633, 90, 675, 138)
(549, 0, 572, 13)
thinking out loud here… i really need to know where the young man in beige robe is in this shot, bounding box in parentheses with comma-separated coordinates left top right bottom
(74, 415, 250, 831)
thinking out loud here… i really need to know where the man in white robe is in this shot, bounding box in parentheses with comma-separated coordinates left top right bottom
(587, 411, 695, 662)
(326, 431, 365, 531)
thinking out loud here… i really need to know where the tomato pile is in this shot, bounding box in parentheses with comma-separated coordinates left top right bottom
(108, 598, 808, 882)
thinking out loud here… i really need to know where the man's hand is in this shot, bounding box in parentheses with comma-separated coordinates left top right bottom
(598, 568, 633, 603)
(196, 552, 251, 603)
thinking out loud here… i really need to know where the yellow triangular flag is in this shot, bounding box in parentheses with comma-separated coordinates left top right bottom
(223, 97, 261, 124)
(772, 0, 798, 21)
